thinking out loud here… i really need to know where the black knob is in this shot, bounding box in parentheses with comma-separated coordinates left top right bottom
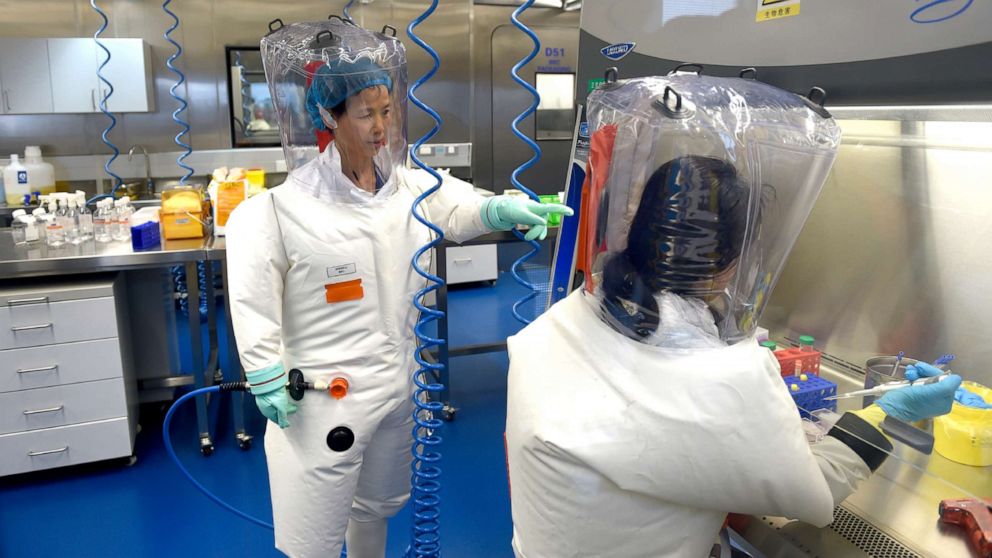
(288, 369, 306, 401)
(326, 426, 355, 452)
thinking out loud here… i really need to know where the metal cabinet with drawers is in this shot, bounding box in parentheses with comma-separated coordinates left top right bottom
(0, 274, 137, 476)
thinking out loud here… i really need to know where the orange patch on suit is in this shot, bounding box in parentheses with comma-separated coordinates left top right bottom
(325, 279, 364, 303)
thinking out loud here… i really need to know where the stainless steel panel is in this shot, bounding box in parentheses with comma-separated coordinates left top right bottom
(0, 1, 476, 163)
(0, 417, 132, 476)
(0, 0, 579, 196)
(125, 268, 182, 403)
(473, 5, 579, 193)
(0, 338, 123, 393)
(765, 119, 992, 389)
(0, 378, 128, 435)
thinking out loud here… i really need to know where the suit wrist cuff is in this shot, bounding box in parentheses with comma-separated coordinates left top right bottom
(246, 363, 286, 395)
(828, 409, 893, 472)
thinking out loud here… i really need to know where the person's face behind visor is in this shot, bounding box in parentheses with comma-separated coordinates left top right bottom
(334, 85, 392, 159)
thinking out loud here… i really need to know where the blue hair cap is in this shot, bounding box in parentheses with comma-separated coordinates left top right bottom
(305, 57, 393, 131)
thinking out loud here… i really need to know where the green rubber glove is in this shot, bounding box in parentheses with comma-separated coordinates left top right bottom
(480, 195, 574, 241)
(246, 363, 297, 429)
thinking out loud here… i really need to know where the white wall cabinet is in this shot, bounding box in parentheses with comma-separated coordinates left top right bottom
(0, 37, 153, 115)
(48, 38, 154, 114)
(48, 38, 100, 113)
(99, 38, 154, 113)
(0, 38, 55, 114)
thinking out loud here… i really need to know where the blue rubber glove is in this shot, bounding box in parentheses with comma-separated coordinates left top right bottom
(876, 362, 962, 422)
(480, 196, 574, 241)
(954, 386, 992, 409)
(246, 363, 297, 429)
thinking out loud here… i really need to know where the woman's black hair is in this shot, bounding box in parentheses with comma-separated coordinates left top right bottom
(329, 100, 347, 118)
(600, 155, 754, 339)
(625, 156, 750, 294)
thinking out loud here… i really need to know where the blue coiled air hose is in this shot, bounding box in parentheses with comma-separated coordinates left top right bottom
(88, 1, 124, 206)
(344, 0, 358, 22)
(163, 0, 205, 323)
(508, 0, 544, 326)
(406, 1, 447, 556)
(163, 0, 195, 184)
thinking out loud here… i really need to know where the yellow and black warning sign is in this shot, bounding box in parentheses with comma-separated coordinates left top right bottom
(756, 0, 800, 22)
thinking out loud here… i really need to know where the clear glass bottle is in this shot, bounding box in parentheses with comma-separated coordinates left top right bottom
(112, 198, 132, 242)
(76, 192, 93, 241)
(94, 200, 112, 243)
(22, 215, 41, 243)
(795, 334, 815, 377)
(45, 200, 65, 247)
(32, 207, 48, 242)
(65, 197, 82, 245)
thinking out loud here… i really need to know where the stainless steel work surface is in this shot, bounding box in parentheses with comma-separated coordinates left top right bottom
(0, 229, 208, 278)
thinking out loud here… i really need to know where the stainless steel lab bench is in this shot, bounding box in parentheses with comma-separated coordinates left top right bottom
(0, 229, 250, 458)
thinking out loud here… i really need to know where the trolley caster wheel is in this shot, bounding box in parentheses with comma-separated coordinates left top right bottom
(200, 438, 215, 456)
(124, 455, 138, 467)
(442, 405, 457, 422)
(237, 434, 253, 451)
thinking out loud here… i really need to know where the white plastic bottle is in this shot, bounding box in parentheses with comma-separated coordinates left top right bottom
(76, 192, 93, 241)
(3, 154, 29, 206)
(22, 146, 56, 198)
(45, 199, 65, 247)
(11, 209, 28, 244)
(94, 199, 112, 243)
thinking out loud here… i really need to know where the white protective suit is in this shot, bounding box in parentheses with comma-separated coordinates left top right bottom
(505, 290, 873, 558)
(505, 73, 881, 558)
(226, 144, 489, 557)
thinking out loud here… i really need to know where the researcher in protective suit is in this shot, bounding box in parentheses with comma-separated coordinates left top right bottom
(226, 20, 569, 558)
(504, 75, 961, 558)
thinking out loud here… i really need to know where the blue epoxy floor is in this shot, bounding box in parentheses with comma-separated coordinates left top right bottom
(0, 273, 533, 557)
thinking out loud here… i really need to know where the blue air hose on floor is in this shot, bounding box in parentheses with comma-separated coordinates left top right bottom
(163, 385, 349, 556)
(406, 1, 447, 556)
(508, 0, 544, 326)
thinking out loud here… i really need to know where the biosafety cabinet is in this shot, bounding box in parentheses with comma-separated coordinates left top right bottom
(0, 275, 138, 476)
(574, 2, 992, 556)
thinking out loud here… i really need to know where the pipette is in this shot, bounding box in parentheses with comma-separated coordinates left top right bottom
(824, 372, 953, 401)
